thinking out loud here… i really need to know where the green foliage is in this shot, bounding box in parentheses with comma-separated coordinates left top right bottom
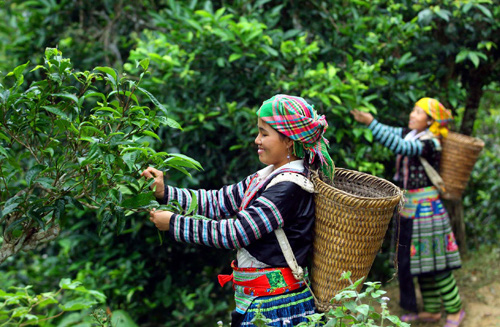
(399, 0, 500, 134)
(127, 0, 426, 189)
(462, 92, 500, 248)
(124, 0, 500, 187)
(0, 49, 228, 327)
(294, 272, 409, 327)
(0, 48, 199, 262)
(91, 308, 138, 327)
(0, 278, 105, 326)
(0, 0, 499, 326)
(0, 0, 164, 74)
(0, 215, 232, 326)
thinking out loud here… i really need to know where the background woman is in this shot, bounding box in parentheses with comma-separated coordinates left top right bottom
(351, 98, 465, 327)
(141, 95, 334, 327)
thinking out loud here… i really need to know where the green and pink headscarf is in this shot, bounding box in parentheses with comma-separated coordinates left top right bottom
(257, 94, 335, 180)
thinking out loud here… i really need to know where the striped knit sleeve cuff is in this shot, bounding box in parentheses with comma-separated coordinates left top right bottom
(160, 185, 174, 205)
(169, 213, 181, 242)
(368, 119, 378, 130)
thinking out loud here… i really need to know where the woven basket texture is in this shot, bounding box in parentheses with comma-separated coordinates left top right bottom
(440, 132, 484, 200)
(311, 168, 403, 312)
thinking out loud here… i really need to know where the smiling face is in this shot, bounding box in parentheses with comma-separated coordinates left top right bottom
(409, 105, 433, 132)
(255, 118, 295, 169)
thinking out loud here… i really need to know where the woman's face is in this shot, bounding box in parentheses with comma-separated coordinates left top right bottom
(255, 118, 293, 169)
(409, 105, 432, 132)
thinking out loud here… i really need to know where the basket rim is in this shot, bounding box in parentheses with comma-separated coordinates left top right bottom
(312, 168, 404, 202)
(445, 131, 485, 147)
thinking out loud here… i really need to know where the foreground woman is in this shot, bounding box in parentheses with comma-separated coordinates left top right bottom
(351, 98, 465, 327)
(142, 95, 334, 326)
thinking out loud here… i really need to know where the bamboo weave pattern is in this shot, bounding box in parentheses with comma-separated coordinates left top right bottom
(440, 131, 484, 200)
(311, 168, 403, 312)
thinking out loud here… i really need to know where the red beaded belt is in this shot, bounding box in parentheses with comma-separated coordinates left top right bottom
(218, 260, 305, 297)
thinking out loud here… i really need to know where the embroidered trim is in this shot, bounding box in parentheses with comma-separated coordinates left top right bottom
(265, 173, 315, 193)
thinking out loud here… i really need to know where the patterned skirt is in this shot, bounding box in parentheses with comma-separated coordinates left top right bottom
(240, 287, 316, 326)
(402, 186, 461, 275)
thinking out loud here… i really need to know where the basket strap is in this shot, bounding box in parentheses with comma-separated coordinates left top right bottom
(274, 228, 303, 280)
(274, 228, 318, 304)
(418, 132, 446, 193)
(264, 172, 313, 280)
(419, 156, 446, 194)
(265, 172, 319, 303)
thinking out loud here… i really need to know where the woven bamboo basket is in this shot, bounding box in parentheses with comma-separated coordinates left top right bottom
(311, 168, 404, 312)
(440, 132, 484, 200)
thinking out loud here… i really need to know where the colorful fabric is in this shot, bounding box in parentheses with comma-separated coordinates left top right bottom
(415, 97, 453, 137)
(368, 120, 442, 190)
(368, 119, 423, 156)
(238, 167, 302, 211)
(241, 287, 315, 326)
(401, 186, 461, 275)
(220, 261, 308, 314)
(418, 271, 462, 314)
(257, 94, 335, 180)
(164, 161, 315, 267)
(165, 167, 303, 249)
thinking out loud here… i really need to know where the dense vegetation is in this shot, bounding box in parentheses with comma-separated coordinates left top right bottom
(1, 0, 499, 326)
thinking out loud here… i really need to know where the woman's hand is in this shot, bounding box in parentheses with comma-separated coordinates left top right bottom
(350, 109, 374, 126)
(149, 209, 173, 231)
(141, 167, 165, 199)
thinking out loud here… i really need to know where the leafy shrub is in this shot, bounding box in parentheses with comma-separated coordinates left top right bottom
(462, 92, 500, 248)
(1, 1, 499, 325)
(0, 48, 231, 326)
(125, 0, 431, 191)
(0, 47, 204, 263)
(0, 278, 105, 326)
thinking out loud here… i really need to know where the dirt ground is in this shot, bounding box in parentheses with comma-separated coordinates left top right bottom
(383, 246, 500, 327)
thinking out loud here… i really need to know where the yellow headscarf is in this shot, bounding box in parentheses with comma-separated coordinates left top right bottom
(415, 98, 453, 137)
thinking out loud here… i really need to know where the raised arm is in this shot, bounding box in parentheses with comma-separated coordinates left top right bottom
(163, 175, 252, 220)
(368, 119, 404, 137)
(350, 110, 403, 137)
(142, 166, 252, 220)
(168, 182, 308, 249)
(368, 119, 422, 156)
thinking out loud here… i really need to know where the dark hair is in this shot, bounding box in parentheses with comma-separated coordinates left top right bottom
(302, 152, 322, 179)
(276, 130, 288, 141)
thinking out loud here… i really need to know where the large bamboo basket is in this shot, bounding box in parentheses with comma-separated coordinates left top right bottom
(440, 132, 484, 200)
(311, 168, 404, 312)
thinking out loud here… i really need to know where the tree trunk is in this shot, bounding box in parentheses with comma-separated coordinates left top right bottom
(442, 67, 486, 255)
(0, 225, 60, 264)
(459, 68, 485, 136)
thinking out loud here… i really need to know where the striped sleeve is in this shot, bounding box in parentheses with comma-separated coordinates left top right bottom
(368, 119, 423, 156)
(168, 182, 306, 249)
(162, 175, 253, 220)
(369, 119, 404, 137)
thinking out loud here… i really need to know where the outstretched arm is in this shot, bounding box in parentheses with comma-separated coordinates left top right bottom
(350, 109, 403, 137)
(368, 120, 421, 156)
(142, 167, 252, 220)
(166, 182, 308, 249)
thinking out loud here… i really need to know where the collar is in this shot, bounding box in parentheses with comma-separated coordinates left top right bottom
(256, 160, 305, 179)
(404, 129, 429, 141)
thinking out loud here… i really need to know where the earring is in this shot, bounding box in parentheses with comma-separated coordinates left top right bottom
(427, 121, 432, 126)
(287, 147, 291, 164)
